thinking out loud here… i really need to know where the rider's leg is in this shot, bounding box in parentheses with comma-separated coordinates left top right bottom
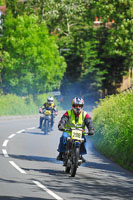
(80, 135, 87, 162)
(39, 116, 43, 128)
(57, 132, 69, 160)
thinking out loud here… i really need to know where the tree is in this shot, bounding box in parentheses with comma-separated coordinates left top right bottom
(0, 12, 66, 95)
(2, 0, 132, 97)
(93, 0, 133, 94)
(95, 0, 133, 68)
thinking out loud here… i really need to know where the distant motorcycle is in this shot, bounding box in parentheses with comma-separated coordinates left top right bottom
(62, 128, 86, 177)
(41, 109, 52, 134)
(41, 109, 57, 134)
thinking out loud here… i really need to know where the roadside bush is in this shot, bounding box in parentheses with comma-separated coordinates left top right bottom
(92, 90, 133, 171)
(0, 94, 38, 115)
(34, 93, 50, 108)
(34, 93, 60, 109)
(0, 93, 61, 116)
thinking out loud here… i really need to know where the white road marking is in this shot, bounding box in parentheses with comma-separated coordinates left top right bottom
(33, 181, 63, 200)
(27, 127, 35, 130)
(2, 140, 9, 147)
(9, 161, 26, 174)
(2, 128, 63, 200)
(16, 129, 25, 134)
(2, 149, 9, 157)
(8, 134, 16, 139)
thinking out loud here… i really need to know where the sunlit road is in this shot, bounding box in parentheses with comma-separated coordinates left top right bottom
(0, 112, 133, 200)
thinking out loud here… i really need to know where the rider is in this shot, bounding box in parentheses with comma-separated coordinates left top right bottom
(56, 97, 94, 162)
(38, 96, 58, 129)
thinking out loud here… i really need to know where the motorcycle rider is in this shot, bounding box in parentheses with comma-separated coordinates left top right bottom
(56, 97, 94, 162)
(38, 96, 58, 129)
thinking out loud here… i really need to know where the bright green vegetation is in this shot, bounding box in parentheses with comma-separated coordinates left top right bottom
(92, 90, 133, 171)
(0, 94, 37, 115)
(0, 93, 60, 116)
(0, 0, 132, 97)
(0, 12, 66, 95)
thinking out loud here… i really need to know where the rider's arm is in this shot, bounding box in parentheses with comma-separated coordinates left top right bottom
(84, 113, 94, 135)
(53, 105, 58, 112)
(41, 103, 46, 110)
(39, 103, 46, 113)
(58, 112, 69, 131)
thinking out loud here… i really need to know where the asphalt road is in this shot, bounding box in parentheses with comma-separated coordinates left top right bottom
(0, 111, 133, 200)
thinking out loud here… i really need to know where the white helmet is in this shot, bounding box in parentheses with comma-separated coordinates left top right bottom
(47, 96, 54, 105)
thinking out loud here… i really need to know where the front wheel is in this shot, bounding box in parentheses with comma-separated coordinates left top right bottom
(44, 119, 49, 134)
(65, 158, 71, 173)
(71, 147, 80, 177)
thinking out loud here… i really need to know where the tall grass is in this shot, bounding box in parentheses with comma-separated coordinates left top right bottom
(92, 90, 133, 171)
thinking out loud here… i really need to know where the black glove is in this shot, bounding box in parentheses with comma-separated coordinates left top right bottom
(88, 129, 94, 135)
(58, 124, 65, 131)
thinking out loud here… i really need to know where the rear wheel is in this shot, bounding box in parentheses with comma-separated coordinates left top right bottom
(71, 147, 80, 177)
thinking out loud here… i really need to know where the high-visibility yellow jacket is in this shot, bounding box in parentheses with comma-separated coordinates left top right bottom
(64, 109, 87, 135)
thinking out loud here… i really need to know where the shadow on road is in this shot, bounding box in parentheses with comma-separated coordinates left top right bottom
(24, 131, 49, 136)
(7, 154, 58, 164)
(0, 197, 50, 200)
(2, 151, 132, 177)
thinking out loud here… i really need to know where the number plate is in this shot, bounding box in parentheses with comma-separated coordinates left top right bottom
(71, 130, 82, 140)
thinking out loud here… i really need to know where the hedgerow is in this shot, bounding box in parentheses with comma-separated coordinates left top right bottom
(0, 94, 38, 115)
(0, 93, 60, 116)
(92, 89, 133, 171)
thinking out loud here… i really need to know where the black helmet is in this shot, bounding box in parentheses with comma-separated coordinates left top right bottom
(72, 97, 84, 114)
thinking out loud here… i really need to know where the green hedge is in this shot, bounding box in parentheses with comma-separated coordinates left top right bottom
(0, 94, 38, 115)
(92, 90, 133, 171)
(0, 93, 61, 116)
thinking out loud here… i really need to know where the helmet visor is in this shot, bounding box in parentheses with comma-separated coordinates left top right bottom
(73, 104, 83, 108)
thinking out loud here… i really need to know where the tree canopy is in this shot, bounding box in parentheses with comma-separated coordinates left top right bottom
(0, 11, 66, 95)
(0, 0, 132, 97)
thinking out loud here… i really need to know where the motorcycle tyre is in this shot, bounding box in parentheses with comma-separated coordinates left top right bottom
(44, 119, 49, 134)
(41, 121, 44, 132)
(71, 147, 79, 177)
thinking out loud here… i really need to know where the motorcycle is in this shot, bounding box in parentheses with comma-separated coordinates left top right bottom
(41, 109, 52, 134)
(63, 128, 86, 177)
(41, 109, 58, 134)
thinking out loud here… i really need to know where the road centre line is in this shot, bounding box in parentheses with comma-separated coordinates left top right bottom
(8, 134, 16, 139)
(33, 181, 63, 200)
(9, 161, 26, 174)
(2, 139, 9, 147)
(16, 129, 25, 134)
(27, 127, 35, 130)
(2, 149, 9, 157)
(2, 128, 63, 200)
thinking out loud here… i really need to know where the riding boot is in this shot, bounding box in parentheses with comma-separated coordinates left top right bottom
(56, 152, 63, 161)
(80, 155, 86, 163)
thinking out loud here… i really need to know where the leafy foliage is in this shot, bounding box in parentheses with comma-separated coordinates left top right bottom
(0, 0, 132, 97)
(0, 93, 60, 116)
(0, 94, 38, 115)
(0, 12, 66, 95)
(92, 90, 133, 171)
(95, 0, 133, 67)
